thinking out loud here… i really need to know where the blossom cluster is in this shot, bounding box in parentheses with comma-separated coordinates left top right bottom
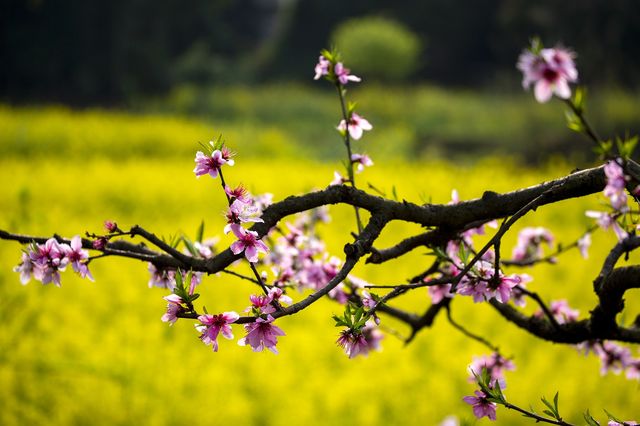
(14, 236, 93, 286)
(463, 353, 515, 421)
(585, 158, 639, 242)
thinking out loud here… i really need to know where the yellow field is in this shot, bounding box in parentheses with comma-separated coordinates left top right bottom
(0, 108, 638, 425)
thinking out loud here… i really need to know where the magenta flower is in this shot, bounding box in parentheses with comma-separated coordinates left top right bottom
(13, 251, 35, 285)
(224, 199, 264, 234)
(334, 62, 361, 85)
(463, 390, 497, 421)
(517, 45, 578, 103)
(577, 233, 591, 259)
(104, 220, 118, 233)
(246, 293, 275, 315)
(161, 294, 184, 325)
(351, 153, 374, 173)
(29, 238, 69, 286)
(330, 170, 349, 186)
(314, 55, 331, 80)
(92, 237, 107, 250)
(229, 224, 269, 263)
(147, 263, 176, 289)
(196, 311, 240, 352)
(194, 147, 234, 178)
(428, 283, 454, 304)
(238, 315, 285, 354)
(511, 227, 554, 262)
(361, 290, 377, 309)
(468, 353, 515, 386)
(337, 113, 372, 140)
(604, 160, 629, 211)
(224, 184, 251, 204)
(597, 341, 633, 376)
(268, 286, 292, 306)
(64, 235, 94, 281)
(337, 329, 369, 358)
(586, 210, 628, 241)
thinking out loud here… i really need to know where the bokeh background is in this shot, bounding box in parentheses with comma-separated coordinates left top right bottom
(1, 1, 639, 425)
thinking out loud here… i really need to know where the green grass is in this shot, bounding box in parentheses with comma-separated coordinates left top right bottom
(1, 147, 638, 425)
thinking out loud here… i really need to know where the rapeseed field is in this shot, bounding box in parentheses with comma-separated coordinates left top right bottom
(0, 106, 637, 425)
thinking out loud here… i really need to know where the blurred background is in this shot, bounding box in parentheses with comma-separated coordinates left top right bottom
(1, 1, 640, 425)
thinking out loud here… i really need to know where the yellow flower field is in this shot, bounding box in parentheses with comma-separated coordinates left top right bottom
(0, 107, 637, 425)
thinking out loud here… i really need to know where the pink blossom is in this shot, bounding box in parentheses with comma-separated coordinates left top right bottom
(337, 329, 369, 358)
(268, 287, 293, 306)
(361, 290, 377, 309)
(463, 390, 497, 421)
(351, 153, 374, 173)
(246, 293, 275, 315)
(193, 239, 217, 258)
(597, 341, 633, 375)
(161, 294, 184, 325)
(28, 238, 69, 286)
(92, 237, 107, 250)
(104, 220, 118, 233)
(64, 236, 94, 281)
(314, 55, 331, 80)
(550, 300, 579, 324)
(229, 224, 269, 263)
(586, 211, 628, 241)
(224, 184, 251, 204)
(224, 199, 264, 234)
(238, 315, 285, 354)
(328, 283, 349, 305)
(337, 113, 372, 141)
(362, 321, 384, 352)
(251, 192, 273, 213)
(604, 160, 629, 211)
(330, 170, 349, 186)
(469, 353, 515, 386)
(577, 233, 591, 259)
(13, 251, 35, 285)
(609, 421, 639, 426)
(428, 283, 453, 304)
(517, 45, 577, 103)
(193, 147, 234, 178)
(625, 358, 640, 380)
(511, 227, 554, 262)
(196, 311, 240, 352)
(334, 62, 361, 85)
(147, 263, 176, 289)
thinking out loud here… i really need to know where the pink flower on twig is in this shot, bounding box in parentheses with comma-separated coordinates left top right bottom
(229, 224, 269, 263)
(238, 315, 285, 354)
(196, 311, 239, 352)
(337, 113, 372, 141)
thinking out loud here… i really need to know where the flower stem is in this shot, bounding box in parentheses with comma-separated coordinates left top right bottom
(335, 83, 363, 234)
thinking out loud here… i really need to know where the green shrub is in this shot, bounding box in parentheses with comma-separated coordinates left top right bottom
(330, 16, 421, 82)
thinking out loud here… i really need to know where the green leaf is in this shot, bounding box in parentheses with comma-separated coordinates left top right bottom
(195, 220, 205, 243)
(565, 110, 584, 133)
(391, 186, 398, 201)
(543, 410, 555, 418)
(182, 237, 199, 257)
(553, 392, 560, 414)
(174, 270, 184, 291)
(604, 409, 624, 423)
(583, 410, 601, 426)
(541, 395, 558, 418)
(573, 87, 587, 114)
